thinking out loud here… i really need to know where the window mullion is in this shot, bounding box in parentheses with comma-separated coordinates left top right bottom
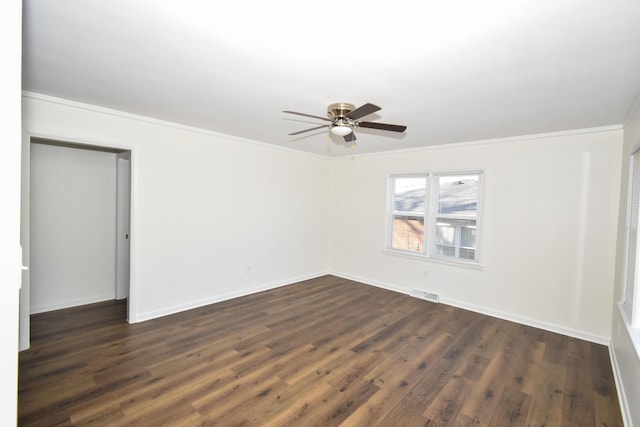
(426, 174, 436, 257)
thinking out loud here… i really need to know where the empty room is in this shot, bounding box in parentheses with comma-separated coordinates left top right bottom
(2, 0, 640, 425)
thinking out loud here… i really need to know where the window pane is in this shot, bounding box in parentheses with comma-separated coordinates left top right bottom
(435, 244, 475, 260)
(394, 176, 426, 213)
(435, 218, 477, 261)
(437, 174, 479, 216)
(436, 222, 456, 246)
(435, 245, 455, 257)
(459, 248, 476, 260)
(392, 215, 424, 252)
(460, 225, 476, 248)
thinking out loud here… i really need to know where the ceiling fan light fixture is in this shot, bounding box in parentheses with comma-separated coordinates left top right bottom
(330, 125, 353, 136)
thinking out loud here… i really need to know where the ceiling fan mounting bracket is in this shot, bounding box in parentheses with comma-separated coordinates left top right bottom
(327, 102, 356, 120)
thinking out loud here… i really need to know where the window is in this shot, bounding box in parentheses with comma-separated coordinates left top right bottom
(387, 172, 482, 265)
(390, 175, 427, 253)
(434, 174, 480, 261)
(623, 149, 640, 327)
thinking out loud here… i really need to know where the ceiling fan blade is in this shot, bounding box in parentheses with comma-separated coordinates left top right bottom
(345, 103, 381, 120)
(357, 121, 407, 132)
(344, 131, 357, 142)
(288, 124, 330, 136)
(283, 110, 332, 122)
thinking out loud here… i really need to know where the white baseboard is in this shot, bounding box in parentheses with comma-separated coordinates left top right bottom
(134, 270, 330, 323)
(330, 271, 609, 345)
(609, 343, 633, 427)
(440, 296, 609, 346)
(330, 271, 409, 295)
(135, 269, 610, 345)
(30, 292, 116, 314)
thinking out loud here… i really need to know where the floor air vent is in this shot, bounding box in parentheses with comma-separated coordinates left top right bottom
(410, 289, 440, 303)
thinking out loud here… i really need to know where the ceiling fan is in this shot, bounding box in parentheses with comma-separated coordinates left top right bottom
(283, 102, 406, 145)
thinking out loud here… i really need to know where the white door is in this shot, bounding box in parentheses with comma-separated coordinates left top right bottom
(116, 153, 131, 301)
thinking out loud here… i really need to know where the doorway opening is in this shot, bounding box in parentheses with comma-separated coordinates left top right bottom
(20, 137, 132, 350)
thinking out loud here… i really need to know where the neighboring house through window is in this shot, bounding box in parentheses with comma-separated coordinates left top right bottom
(387, 171, 482, 266)
(390, 175, 427, 253)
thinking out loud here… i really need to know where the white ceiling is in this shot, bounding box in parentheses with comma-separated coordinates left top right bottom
(22, 0, 640, 156)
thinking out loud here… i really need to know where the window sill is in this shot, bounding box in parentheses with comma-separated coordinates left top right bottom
(382, 249, 485, 270)
(618, 302, 640, 362)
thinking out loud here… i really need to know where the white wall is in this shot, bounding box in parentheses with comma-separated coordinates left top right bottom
(1, 0, 22, 424)
(330, 129, 622, 343)
(22, 93, 330, 322)
(20, 91, 629, 423)
(611, 95, 640, 427)
(30, 142, 117, 313)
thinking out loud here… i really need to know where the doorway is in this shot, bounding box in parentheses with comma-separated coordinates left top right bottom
(19, 138, 131, 350)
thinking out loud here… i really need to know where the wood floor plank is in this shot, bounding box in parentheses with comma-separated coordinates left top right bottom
(460, 351, 510, 424)
(522, 357, 566, 427)
(244, 368, 337, 425)
(562, 340, 596, 426)
(347, 332, 454, 426)
(423, 374, 474, 426)
(18, 275, 624, 426)
(194, 345, 315, 413)
(488, 386, 532, 426)
(375, 315, 495, 426)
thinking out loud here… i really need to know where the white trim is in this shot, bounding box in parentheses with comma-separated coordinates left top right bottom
(115, 153, 131, 301)
(25, 130, 136, 153)
(332, 124, 624, 159)
(441, 296, 609, 346)
(22, 91, 327, 160)
(30, 293, 116, 315)
(386, 171, 484, 268)
(432, 172, 482, 263)
(127, 147, 139, 324)
(24, 91, 623, 162)
(22, 131, 141, 325)
(609, 330, 634, 427)
(134, 270, 329, 323)
(330, 271, 410, 295)
(622, 149, 640, 328)
(330, 271, 608, 345)
(387, 173, 429, 255)
(381, 249, 485, 270)
(618, 302, 640, 362)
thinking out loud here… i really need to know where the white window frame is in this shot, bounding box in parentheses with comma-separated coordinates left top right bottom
(431, 172, 482, 263)
(387, 174, 429, 255)
(620, 146, 640, 362)
(622, 148, 640, 328)
(385, 171, 483, 268)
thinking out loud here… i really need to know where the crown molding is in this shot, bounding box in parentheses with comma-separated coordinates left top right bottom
(21, 91, 328, 160)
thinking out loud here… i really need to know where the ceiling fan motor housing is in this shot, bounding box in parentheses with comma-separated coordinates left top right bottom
(327, 102, 356, 120)
(327, 102, 355, 136)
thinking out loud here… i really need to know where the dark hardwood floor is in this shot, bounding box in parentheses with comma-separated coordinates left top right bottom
(18, 275, 623, 426)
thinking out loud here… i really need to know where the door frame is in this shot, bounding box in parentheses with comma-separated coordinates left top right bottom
(116, 152, 131, 305)
(19, 132, 138, 350)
